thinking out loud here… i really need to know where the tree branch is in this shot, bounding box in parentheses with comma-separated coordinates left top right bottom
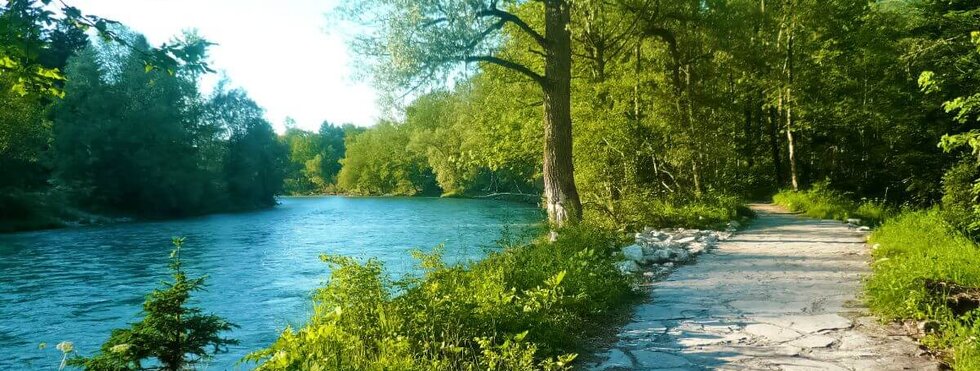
(476, 8, 548, 48)
(464, 55, 546, 87)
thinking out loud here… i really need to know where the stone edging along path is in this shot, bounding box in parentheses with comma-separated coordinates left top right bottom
(590, 204, 940, 371)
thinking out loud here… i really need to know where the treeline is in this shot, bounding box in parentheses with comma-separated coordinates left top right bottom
(332, 0, 979, 230)
(1, 2, 285, 228)
(280, 121, 362, 195)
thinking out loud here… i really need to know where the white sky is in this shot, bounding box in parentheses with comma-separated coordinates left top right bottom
(68, 0, 380, 132)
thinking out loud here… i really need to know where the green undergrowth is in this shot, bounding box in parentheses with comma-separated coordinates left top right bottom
(772, 183, 892, 226)
(586, 192, 752, 231)
(865, 209, 980, 369)
(245, 224, 641, 370)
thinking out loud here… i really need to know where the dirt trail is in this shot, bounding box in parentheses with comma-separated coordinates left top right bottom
(592, 204, 939, 370)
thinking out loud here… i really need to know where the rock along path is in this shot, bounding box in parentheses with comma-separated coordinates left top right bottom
(593, 204, 939, 370)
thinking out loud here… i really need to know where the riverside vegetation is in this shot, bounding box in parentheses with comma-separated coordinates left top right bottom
(3, 0, 980, 369)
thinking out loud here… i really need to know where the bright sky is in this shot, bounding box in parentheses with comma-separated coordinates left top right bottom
(69, 0, 379, 132)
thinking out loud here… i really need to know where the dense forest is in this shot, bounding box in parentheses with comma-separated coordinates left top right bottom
(323, 0, 979, 233)
(0, 1, 288, 230)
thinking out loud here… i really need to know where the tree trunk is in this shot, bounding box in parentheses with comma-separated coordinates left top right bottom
(785, 29, 800, 191)
(542, 0, 581, 227)
(768, 106, 783, 187)
(786, 96, 799, 191)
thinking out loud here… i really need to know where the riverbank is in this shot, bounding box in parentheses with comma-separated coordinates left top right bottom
(245, 224, 643, 369)
(241, 196, 749, 369)
(0, 189, 278, 234)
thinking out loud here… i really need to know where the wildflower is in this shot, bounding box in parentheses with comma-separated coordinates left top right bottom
(56, 341, 74, 353)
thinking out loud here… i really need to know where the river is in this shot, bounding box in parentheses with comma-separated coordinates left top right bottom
(0, 196, 541, 369)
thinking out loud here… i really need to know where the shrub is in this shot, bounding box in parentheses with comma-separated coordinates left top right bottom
(865, 210, 980, 369)
(245, 225, 639, 370)
(68, 238, 238, 371)
(941, 160, 980, 239)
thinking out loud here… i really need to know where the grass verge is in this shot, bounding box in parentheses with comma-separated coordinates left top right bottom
(586, 192, 753, 231)
(865, 209, 980, 369)
(245, 224, 641, 370)
(772, 184, 892, 226)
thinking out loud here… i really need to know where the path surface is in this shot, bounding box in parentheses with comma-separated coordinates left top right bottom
(593, 204, 939, 370)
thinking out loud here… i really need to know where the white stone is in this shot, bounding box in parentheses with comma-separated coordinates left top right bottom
(615, 260, 641, 274)
(673, 249, 691, 262)
(647, 249, 673, 263)
(688, 242, 707, 254)
(857, 226, 871, 232)
(675, 236, 697, 245)
(622, 244, 644, 262)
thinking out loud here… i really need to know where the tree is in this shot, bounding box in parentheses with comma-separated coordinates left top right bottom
(68, 238, 237, 370)
(1, 0, 212, 97)
(206, 86, 286, 208)
(339, 0, 581, 226)
(52, 34, 211, 215)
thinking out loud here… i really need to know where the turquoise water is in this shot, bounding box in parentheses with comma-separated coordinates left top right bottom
(0, 196, 541, 369)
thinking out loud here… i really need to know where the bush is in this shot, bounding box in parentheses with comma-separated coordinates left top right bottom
(245, 225, 640, 370)
(772, 182, 893, 226)
(68, 238, 238, 370)
(941, 160, 980, 239)
(865, 210, 980, 369)
(584, 192, 750, 231)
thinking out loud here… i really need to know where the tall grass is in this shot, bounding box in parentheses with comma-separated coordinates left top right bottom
(585, 192, 752, 231)
(245, 225, 640, 370)
(772, 183, 892, 226)
(866, 209, 980, 369)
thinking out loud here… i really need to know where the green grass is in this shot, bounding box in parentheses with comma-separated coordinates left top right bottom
(245, 224, 641, 370)
(772, 184, 892, 226)
(866, 209, 980, 369)
(585, 192, 752, 231)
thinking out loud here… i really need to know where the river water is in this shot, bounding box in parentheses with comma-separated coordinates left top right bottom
(0, 196, 541, 369)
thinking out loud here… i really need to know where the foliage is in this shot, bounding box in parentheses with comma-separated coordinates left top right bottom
(941, 159, 980, 239)
(245, 224, 639, 370)
(337, 121, 439, 196)
(49, 35, 285, 217)
(865, 210, 980, 369)
(68, 238, 238, 370)
(773, 182, 893, 226)
(584, 192, 750, 232)
(0, 0, 212, 97)
(280, 123, 360, 195)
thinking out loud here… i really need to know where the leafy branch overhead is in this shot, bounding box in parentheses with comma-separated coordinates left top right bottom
(341, 0, 550, 89)
(0, 0, 214, 97)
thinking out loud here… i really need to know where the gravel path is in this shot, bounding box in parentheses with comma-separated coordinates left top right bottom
(591, 204, 939, 370)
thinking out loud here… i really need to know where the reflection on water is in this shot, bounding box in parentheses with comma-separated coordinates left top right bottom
(0, 196, 541, 369)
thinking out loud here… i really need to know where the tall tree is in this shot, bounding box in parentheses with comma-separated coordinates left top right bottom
(339, 0, 581, 226)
